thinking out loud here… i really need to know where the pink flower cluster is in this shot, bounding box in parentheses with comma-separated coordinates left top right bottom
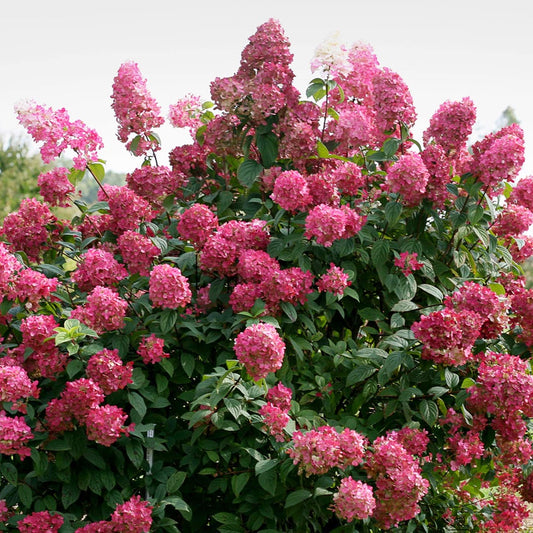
(287, 425, 367, 476)
(15, 100, 103, 169)
(317, 263, 351, 295)
(7, 267, 58, 311)
(259, 383, 292, 441)
(72, 248, 128, 292)
(305, 204, 366, 247)
(0, 364, 39, 411)
(117, 231, 160, 276)
(75, 495, 152, 533)
(394, 252, 424, 277)
(411, 307, 483, 366)
(177, 203, 219, 248)
(137, 334, 168, 364)
(168, 94, 203, 132)
(17, 510, 64, 532)
(0, 410, 33, 458)
(38, 167, 76, 207)
(509, 175, 533, 212)
(510, 288, 533, 346)
(233, 323, 285, 381)
(111, 61, 165, 155)
(149, 264, 192, 309)
(86, 349, 133, 395)
(481, 491, 530, 533)
(71, 286, 128, 334)
(126, 165, 181, 204)
(332, 477, 376, 522)
(1, 198, 57, 262)
(468, 352, 533, 441)
(364, 433, 429, 529)
(270, 170, 312, 213)
(491, 203, 533, 238)
(444, 282, 509, 339)
(383, 152, 430, 207)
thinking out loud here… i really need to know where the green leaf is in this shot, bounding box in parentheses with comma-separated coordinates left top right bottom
(285, 489, 312, 508)
(159, 309, 177, 334)
(371, 240, 390, 268)
(419, 399, 439, 426)
(161, 496, 192, 520)
(418, 284, 444, 300)
(83, 448, 106, 469)
(231, 472, 250, 498)
(391, 300, 419, 312)
(128, 392, 147, 419)
(280, 301, 297, 322)
(126, 439, 145, 469)
(181, 352, 195, 378)
(87, 162, 105, 181)
(445, 368, 460, 389)
(317, 141, 330, 158)
(258, 469, 277, 496)
(167, 471, 187, 493)
(18, 484, 32, 508)
(346, 365, 376, 386)
(237, 159, 263, 188)
(256, 132, 278, 167)
(1, 463, 17, 485)
(217, 190, 234, 214)
(66, 358, 83, 379)
(62, 483, 80, 509)
(255, 458, 278, 475)
(384, 201, 402, 227)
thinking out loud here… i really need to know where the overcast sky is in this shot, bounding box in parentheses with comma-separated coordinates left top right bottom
(2, 0, 533, 175)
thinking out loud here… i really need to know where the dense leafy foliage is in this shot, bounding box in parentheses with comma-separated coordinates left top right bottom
(2, 18, 533, 533)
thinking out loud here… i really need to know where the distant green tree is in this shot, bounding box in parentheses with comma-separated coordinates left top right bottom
(0, 136, 46, 219)
(496, 105, 520, 129)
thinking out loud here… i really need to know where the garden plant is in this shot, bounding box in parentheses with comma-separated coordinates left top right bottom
(2, 18, 533, 532)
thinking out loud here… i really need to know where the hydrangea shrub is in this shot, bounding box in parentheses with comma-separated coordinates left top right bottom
(1, 18, 533, 532)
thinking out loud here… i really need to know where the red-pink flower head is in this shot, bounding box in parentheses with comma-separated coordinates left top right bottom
(423, 97, 476, 154)
(117, 230, 160, 276)
(111, 61, 164, 155)
(126, 166, 182, 204)
(9, 268, 58, 310)
(234, 323, 285, 381)
(394, 252, 424, 277)
(86, 349, 133, 395)
(137, 334, 168, 364)
(72, 248, 128, 292)
(305, 204, 365, 247)
(17, 511, 64, 533)
(111, 495, 153, 533)
(509, 176, 533, 212)
(237, 249, 280, 284)
(317, 263, 351, 295)
(266, 383, 292, 411)
(38, 167, 76, 207)
(271, 170, 312, 213)
(491, 203, 533, 238)
(332, 160, 366, 197)
(149, 264, 191, 309)
(168, 94, 203, 133)
(258, 403, 290, 442)
(0, 410, 33, 459)
(177, 204, 219, 248)
(86, 404, 134, 447)
(384, 152, 429, 207)
(0, 365, 39, 409)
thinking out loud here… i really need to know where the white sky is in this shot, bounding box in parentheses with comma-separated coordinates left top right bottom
(2, 0, 533, 175)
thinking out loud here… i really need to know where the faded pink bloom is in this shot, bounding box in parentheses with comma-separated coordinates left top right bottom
(234, 323, 285, 381)
(259, 403, 290, 442)
(491, 204, 533, 237)
(0, 243, 22, 296)
(509, 176, 533, 211)
(149, 264, 192, 309)
(168, 94, 203, 132)
(332, 477, 376, 522)
(126, 165, 182, 204)
(266, 383, 292, 411)
(111, 61, 164, 155)
(384, 152, 429, 206)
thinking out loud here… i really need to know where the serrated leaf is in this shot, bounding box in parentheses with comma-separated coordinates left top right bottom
(256, 132, 278, 167)
(231, 472, 250, 498)
(346, 365, 376, 386)
(255, 458, 278, 475)
(285, 489, 312, 508)
(391, 300, 419, 312)
(62, 483, 80, 509)
(445, 368, 460, 388)
(128, 392, 147, 419)
(18, 484, 32, 507)
(167, 471, 187, 493)
(1, 463, 17, 485)
(418, 284, 444, 300)
(419, 399, 439, 426)
(181, 352, 195, 378)
(258, 469, 277, 496)
(280, 301, 297, 322)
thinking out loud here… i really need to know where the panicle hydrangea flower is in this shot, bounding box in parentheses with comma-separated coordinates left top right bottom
(72, 248, 128, 292)
(339, 42, 380, 102)
(45, 397, 76, 434)
(168, 94, 203, 132)
(508, 234, 533, 263)
(86, 349, 133, 395)
(97, 185, 155, 235)
(497, 437, 533, 467)
(20, 314, 58, 351)
(137, 334, 168, 364)
(509, 175, 533, 211)
(384, 152, 429, 206)
(332, 477, 376, 522)
(85, 404, 133, 447)
(271, 170, 312, 213)
(237, 249, 280, 283)
(305, 204, 366, 247)
(233, 323, 285, 381)
(510, 288, 533, 346)
(117, 230, 160, 276)
(0, 243, 22, 296)
(177, 204, 219, 248)
(111, 61, 164, 155)
(258, 403, 290, 442)
(17, 511, 64, 533)
(372, 67, 417, 133)
(229, 282, 264, 313)
(261, 267, 314, 309)
(317, 263, 351, 295)
(149, 264, 192, 309)
(423, 97, 477, 154)
(411, 308, 483, 366)
(60, 378, 105, 423)
(10, 268, 58, 309)
(471, 124, 525, 193)
(0, 499, 10, 522)
(467, 352, 533, 441)
(15, 100, 103, 168)
(306, 171, 339, 206)
(420, 143, 454, 208)
(331, 160, 366, 197)
(310, 31, 351, 78)
(1, 198, 57, 262)
(444, 282, 509, 339)
(365, 434, 429, 529)
(266, 383, 292, 411)
(491, 203, 533, 237)
(111, 495, 153, 533)
(481, 492, 530, 533)
(447, 430, 485, 471)
(0, 410, 32, 458)
(394, 252, 424, 277)
(288, 426, 367, 476)
(38, 167, 76, 207)
(70, 286, 128, 334)
(126, 165, 181, 204)
(0, 365, 39, 408)
(391, 427, 430, 457)
(520, 472, 533, 503)
(74, 521, 115, 533)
